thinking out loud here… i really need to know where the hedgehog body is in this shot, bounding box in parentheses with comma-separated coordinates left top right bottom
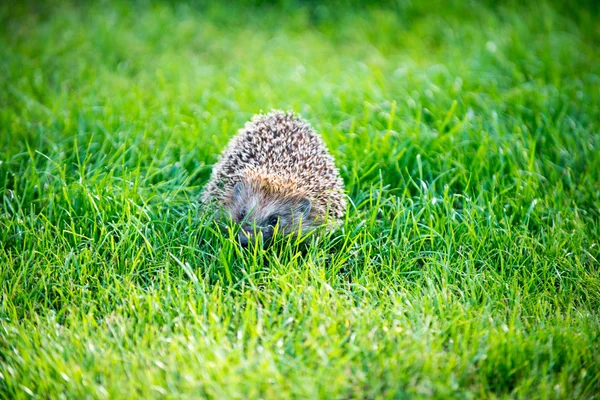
(202, 110, 346, 246)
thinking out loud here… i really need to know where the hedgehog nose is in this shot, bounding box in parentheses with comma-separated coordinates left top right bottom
(238, 231, 250, 248)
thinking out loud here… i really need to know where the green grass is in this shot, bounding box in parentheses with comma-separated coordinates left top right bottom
(1, 0, 599, 398)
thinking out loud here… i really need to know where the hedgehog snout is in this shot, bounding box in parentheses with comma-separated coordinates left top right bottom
(238, 231, 250, 248)
(238, 224, 260, 249)
(238, 224, 275, 248)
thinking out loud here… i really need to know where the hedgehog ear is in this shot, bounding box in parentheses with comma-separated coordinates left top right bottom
(295, 197, 311, 219)
(233, 182, 246, 203)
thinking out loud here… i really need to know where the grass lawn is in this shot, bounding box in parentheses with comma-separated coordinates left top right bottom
(1, 0, 599, 398)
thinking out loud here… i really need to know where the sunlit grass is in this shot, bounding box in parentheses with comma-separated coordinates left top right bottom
(1, 1, 599, 398)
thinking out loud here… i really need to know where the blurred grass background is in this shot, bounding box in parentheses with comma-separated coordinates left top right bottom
(1, 0, 599, 398)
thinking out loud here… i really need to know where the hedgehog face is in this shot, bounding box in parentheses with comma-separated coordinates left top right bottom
(231, 181, 312, 247)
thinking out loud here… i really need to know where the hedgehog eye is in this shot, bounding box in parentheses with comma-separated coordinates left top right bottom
(268, 216, 278, 226)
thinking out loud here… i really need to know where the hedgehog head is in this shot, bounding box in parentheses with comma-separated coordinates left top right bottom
(229, 172, 316, 247)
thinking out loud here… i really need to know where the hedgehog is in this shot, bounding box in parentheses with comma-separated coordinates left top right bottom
(201, 110, 346, 247)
